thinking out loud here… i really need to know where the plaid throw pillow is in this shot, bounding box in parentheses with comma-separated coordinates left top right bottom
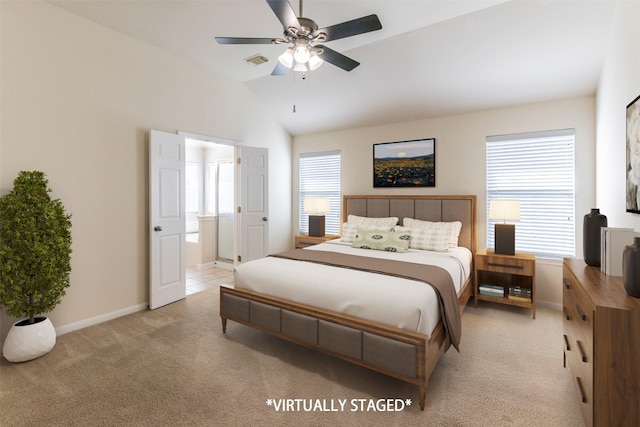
(346, 215, 399, 227)
(403, 218, 462, 249)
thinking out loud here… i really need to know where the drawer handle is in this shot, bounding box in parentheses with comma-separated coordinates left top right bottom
(563, 279, 571, 290)
(577, 340, 588, 363)
(487, 262, 523, 270)
(563, 334, 571, 351)
(576, 303, 586, 321)
(563, 306, 571, 321)
(576, 377, 588, 403)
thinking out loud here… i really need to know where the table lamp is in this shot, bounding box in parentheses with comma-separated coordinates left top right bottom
(489, 199, 520, 255)
(304, 197, 330, 237)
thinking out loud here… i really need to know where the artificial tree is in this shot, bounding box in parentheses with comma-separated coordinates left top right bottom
(0, 171, 72, 325)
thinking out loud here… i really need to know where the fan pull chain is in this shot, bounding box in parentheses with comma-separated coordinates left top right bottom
(292, 72, 308, 113)
(292, 70, 297, 113)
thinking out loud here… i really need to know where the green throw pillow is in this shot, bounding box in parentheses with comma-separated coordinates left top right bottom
(351, 228, 411, 253)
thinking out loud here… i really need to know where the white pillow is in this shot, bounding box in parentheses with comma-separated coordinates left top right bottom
(347, 215, 399, 228)
(402, 218, 462, 249)
(341, 222, 392, 243)
(408, 227, 451, 252)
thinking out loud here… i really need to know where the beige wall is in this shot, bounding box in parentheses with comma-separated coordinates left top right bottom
(293, 96, 596, 305)
(0, 1, 292, 339)
(596, 2, 640, 232)
(4, 0, 637, 338)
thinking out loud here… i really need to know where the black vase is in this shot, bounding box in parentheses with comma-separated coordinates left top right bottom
(623, 237, 640, 298)
(583, 208, 607, 267)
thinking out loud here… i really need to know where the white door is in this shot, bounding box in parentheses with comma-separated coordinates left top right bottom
(149, 130, 186, 309)
(238, 146, 268, 263)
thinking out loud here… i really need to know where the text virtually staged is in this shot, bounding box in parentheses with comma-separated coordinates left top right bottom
(265, 397, 412, 412)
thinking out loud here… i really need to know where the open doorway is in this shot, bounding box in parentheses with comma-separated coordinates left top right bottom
(149, 130, 269, 306)
(184, 136, 236, 295)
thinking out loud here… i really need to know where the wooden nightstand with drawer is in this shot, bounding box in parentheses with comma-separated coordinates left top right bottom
(474, 248, 536, 318)
(294, 234, 339, 249)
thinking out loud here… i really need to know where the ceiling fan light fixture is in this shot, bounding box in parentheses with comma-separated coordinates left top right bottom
(308, 51, 323, 70)
(278, 48, 294, 68)
(293, 43, 311, 64)
(293, 61, 308, 72)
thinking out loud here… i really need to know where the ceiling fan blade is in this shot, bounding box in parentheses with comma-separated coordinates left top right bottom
(266, 0, 300, 31)
(316, 45, 360, 71)
(315, 14, 382, 42)
(215, 37, 275, 45)
(271, 62, 290, 76)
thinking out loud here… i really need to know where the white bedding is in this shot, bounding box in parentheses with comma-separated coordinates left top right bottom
(233, 240, 472, 336)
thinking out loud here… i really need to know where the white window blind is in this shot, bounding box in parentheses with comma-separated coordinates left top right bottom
(206, 162, 216, 215)
(217, 161, 234, 215)
(299, 151, 341, 235)
(486, 129, 575, 259)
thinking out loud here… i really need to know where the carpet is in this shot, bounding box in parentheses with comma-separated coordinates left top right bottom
(0, 287, 584, 426)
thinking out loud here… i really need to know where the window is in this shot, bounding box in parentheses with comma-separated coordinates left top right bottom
(206, 162, 216, 215)
(299, 151, 341, 235)
(217, 161, 234, 215)
(486, 129, 575, 259)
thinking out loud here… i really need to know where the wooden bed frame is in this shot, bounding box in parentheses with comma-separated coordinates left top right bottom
(220, 195, 476, 410)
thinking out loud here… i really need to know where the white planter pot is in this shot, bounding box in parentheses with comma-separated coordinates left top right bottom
(2, 316, 56, 362)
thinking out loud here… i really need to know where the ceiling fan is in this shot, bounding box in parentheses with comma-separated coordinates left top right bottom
(215, 0, 382, 75)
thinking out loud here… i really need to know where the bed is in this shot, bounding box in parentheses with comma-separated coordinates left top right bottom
(219, 195, 476, 410)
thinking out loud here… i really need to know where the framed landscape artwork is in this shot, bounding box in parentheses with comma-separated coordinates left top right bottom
(627, 94, 640, 213)
(373, 138, 436, 187)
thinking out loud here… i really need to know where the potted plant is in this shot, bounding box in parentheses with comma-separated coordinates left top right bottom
(0, 171, 72, 362)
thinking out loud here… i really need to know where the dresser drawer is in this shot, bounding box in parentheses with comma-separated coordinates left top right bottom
(563, 270, 595, 355)
(563, 265, 594, 427)
(476, 254, 534, 276)
(295, 237, 321, 248)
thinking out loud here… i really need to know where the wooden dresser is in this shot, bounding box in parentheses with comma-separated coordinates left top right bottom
(563, 258, 640, 427)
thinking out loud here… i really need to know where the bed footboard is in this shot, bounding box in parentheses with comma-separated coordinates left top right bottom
(219, 285, 448, 411)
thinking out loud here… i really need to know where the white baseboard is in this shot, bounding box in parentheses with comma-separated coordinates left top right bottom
(196, 261, 216, 269)
(55, 302, 148, 336)
(214, 261, 234, 270)
(537, 299, 562, 312)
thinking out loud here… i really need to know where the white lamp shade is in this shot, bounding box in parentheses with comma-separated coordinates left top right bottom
(489, 199, 520, 222)
(308, 52, 323, 70)
(304, 197, 330, 214)
(293, 44, 311, 63)
(278, 48, 294, 68)
(293, 61, 308, 72)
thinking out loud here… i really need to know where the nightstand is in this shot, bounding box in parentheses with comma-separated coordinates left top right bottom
(295, 234, 339, 249)
(474, 249, 536, 318)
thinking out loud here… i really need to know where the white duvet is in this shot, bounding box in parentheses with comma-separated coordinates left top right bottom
(233, 240, 472, 336)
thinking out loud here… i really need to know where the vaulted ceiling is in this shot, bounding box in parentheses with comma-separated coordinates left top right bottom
(48, 0, 617, 136)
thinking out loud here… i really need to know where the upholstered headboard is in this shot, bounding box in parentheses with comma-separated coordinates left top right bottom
(342, 195, 477, 253)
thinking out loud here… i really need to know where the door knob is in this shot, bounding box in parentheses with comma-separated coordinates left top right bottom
(154, 226, 163, 232)
(262, 217, 268, 221)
